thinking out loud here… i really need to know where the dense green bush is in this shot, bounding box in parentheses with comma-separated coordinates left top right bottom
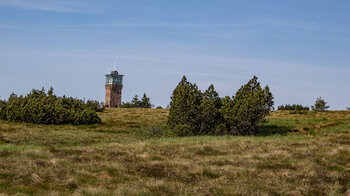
(168, 76, 274, 136)
(0, 88, 101, 125)
(0, 100, 7, 120)
(220, 76, 274, 135)
(121, 93, 154, 108)
(278, 104, 309, 111)
(86, 100, 105, 112)
(221, 76, 273, 135)
(172, 124, 193, 137)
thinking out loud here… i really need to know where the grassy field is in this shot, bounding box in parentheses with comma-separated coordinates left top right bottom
(0, 108, 349, 195)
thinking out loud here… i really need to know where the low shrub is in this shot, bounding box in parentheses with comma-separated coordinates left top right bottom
(86, 100, 105, 112)
(278, 104, 309, 111)
(145, 123, 171, 137)
(1, 88, 101, 125)
(172, 124, 193, 137)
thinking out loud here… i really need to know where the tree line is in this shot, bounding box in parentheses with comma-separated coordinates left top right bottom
(0, 77, 345, 130)
(167, 76, 274, 136)
(0, 88, 103, 125)
(278, 97, 330, 112)
(278, 104, 310, 111)
(120, 93, 154, 108)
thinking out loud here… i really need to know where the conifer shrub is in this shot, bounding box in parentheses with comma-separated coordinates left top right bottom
(168, 76, 274, 136)
(199, 85, 223, 135)
(311, 97, 330, 111)
(278, 104, 309, 111)
(86, 100, 105, 112)
(0, 100, 7, 120)
(121, 93, 154, 108)
(167, 76, 202, 134)
(220, 76, 274, 135)
(172, 124, 193, 137)
(0, 88, 101, 125)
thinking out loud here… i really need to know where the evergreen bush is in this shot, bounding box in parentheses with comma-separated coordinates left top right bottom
(278, 104, 309, 111)
(0, 88, 101, 125)
(199, 85, 223, 134)
(0, 100, 7, 120)
(86, 100, 105, 112)
(220, 76, 274, 135)
(167, 76, 202, 134)
(311, 97, 329, 111)
(121, 93, 154, 108)
(168, 76, 274, 136)
(172, 124, 193, 137)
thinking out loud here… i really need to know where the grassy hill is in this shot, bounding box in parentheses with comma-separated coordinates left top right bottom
(0, 109, 349, 195)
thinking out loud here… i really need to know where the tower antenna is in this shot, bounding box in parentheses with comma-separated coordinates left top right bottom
(113, 61, 116, 71)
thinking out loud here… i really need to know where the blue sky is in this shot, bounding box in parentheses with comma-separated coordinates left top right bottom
(0, 0, 349, 109)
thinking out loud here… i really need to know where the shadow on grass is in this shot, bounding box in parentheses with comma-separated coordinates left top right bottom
(256, 125, 297, 136)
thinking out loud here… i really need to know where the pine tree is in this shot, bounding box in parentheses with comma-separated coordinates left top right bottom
(311, 97, 329, 111)
(131, 95, 141, 108)
(168, 76, 202, 134)
(264, 86, 274, 111)
(199, 84, 222, 135)
(140, 93, 154, 108)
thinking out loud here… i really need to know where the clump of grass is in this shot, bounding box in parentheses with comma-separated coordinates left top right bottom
(136, 163, 175, 179)
(195, 146, 227, 156)
(202, 168, 221, 179)
(256, 154, 296, 170)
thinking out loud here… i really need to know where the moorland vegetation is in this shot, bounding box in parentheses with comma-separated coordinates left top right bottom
(0, 75, 349, 195)
(0, 108, 349, 195)
(0, 88, 103, 125)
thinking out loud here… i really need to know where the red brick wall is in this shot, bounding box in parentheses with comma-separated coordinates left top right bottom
(105, 84, 123, 108)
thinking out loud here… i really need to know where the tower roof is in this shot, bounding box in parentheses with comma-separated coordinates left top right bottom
(106, 61, 124, 76)
(105, 70, 124, 77)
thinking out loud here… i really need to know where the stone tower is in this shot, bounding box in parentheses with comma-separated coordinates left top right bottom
(105, 68, 124, 108)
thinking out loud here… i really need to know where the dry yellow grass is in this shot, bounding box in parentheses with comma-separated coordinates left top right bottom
(99, 108, 169, 128)
(0, 109, 349, 195)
